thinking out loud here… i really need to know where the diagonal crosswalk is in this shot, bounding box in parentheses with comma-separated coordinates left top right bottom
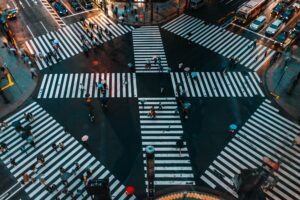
(25, 13, 134, 70)
(138, 97, 195, 187)
(37, 73, 138, 99)
(170, 72, 265, 97)
(0, 102, 136, 200)
(200, 99, 300, 200)
(133, 26, 170, 73)
(162, 14, 276, 71)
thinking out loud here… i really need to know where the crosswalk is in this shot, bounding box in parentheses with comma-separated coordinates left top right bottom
(162, 14, 276, 71)
(138, 97, 195, 187)
(170, 72, 265, 97)
(25, 13, 134, 70)
(200, 99, 300, 200)
(37, 73, 138, 99)
(40, 0, 66, 28)
(0, 102, 136, 200)
(133, 26, 170, 73)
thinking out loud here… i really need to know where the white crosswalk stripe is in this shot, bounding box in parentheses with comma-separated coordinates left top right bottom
(162, 14, 276, 71)
(138, 97, 195, 187)
(133, 26, 170, 73)
(37, 73, 138, 99)
(170, 72, 264, 97)
(25, 13, 134, 70)
(40, 0, 66, 28)
(0, 102, 136, 200)
(200, 99, 300, 200)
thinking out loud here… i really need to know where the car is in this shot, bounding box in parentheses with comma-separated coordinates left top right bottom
(79, 0, 93, 9)
(293, 1, 300, 11)
(275, 31, 288, 45)
(54, 2, 68, 16)
(266, 19, 283, 36)
(69, 0, 82, 12)
(249, 15, 266, 31)
(280, 7, 295, 21)
(294, 20, 300, 32)
(272, 3, 284, 15)
(281, 0, 293, 6)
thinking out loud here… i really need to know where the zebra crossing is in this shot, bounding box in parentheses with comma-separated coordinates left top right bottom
(40, 0, 66, 28)
(170, 72, 265, 97)
(162, 14, 276, 71)
(200, 99, 300, 200)
(25, 13, 134, 70)
(0, 102, 136, 200)
(138, 97, 195, 187)
(133, 26, 170, 73)
(37, 73, 138, 99)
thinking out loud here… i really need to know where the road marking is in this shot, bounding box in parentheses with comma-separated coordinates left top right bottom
(39, 21, 49, 33)
(24, 0, 31, 7)
(26, 25, 34, 38)
(61, 8, 100, 19)
(18, 0, 24, 8)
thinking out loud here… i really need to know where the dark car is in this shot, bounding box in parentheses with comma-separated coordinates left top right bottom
(54, 2, 68, 16)
(69, 0, 82, 11)
(79, 0, 93, 9)
(294, 20, 300, 32)
(280, 7, 295, 21)
(275, 31, 288, 46)
(281, 0, 293, 7)
(272, 3, 284, 15)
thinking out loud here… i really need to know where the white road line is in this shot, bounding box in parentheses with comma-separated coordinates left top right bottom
(26, 25, 34, 38)
(39, 21, 49, 33)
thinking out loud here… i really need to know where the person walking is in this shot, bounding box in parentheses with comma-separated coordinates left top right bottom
(89, 110, 95, 123)
(10, 158, 17, 167)
(148, 106, 156, 119)
(72, 162, 81, 175)
(0, 121, 8, 131)
(30, 67, 38, 79)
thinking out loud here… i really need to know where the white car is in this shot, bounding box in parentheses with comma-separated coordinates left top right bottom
(266, 19, 283, 36)
(250, 15, 267, 31)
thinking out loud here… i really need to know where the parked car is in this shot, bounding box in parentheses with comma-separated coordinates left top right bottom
(272, 3, 284, 16)
(292, 1, 300, 11)
(69, 0, 82, 12)
(280, 7, 295, 21)
(79, 0, 93, 9)
(54, 2, 68, 16)
(266, 19, 283, 36)
(275, 31, 288, 45)
(249, 15, 267, 31)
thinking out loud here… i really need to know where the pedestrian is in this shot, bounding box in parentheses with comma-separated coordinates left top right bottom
(60, 166, 66, 175)
(21, 173, 31, 184)
(10, 158, 17, 167)
(9, 46, 17, 56)
(264, 51, 268, 58)
(182, 108, 188, 119)
(153, 56, 158, 65)
(0, 121, 8, 130)
(176, 137, 184, 156)
(148, 106, 156, 119)
(158, 62, 163, 72)
(0, 142, 8, 153)
(52, 143, 58, 151)
(89, 22, 94, 30)
(72, 162, 81, 175)
(158, 102, 163, 110)
(37, 154, 45, 165)
(30, 67, 38, 79)
(24, 112, 34, 122)
(176, 83, 181, 96)
(255, 55, 258, 62)
(58, 142, 65, 150)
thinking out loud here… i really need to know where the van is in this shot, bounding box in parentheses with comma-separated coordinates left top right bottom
(190, 0, 205, 9)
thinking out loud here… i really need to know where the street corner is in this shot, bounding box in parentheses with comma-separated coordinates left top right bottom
(136, 73, 174, 97)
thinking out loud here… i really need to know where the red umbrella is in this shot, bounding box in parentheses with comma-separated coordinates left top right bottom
(126, 186, 135, 195)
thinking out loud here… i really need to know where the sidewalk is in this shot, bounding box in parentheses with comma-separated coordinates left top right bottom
(103, 0, 187, 26)
(0, 38, 38, 119)
(264, 42, 300, 121)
